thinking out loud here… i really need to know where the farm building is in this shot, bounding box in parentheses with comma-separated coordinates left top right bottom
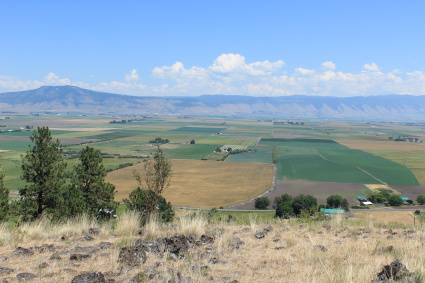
(320, 208, 345, 216)
(357, 196, 373, 206)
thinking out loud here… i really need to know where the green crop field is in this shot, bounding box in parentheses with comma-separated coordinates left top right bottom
(162, 144, 218, 160)
(317, 148, 419, 186)
(276, 154, 379, 183)
(226, 146, 273, 163)
(168, 127, 227, 135)
(259, 138, 346, 148)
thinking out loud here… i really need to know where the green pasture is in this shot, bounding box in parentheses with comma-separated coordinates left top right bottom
(167, 127, 227, 135)
(162, 144, 218, 160)
(260, 138, 346, 148)
(317, 148, 419, 186)
(226, 146, 273, 163)
(0, 141, 31, 151)
(196, 136, 255, 146)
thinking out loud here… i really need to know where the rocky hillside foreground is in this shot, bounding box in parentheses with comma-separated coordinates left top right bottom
(0, 212, 423, 282)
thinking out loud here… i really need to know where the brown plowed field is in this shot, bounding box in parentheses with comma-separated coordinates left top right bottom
(336, 139, 425, 150)
(231, 180, 369, 209)
(391, 185, 425, 200)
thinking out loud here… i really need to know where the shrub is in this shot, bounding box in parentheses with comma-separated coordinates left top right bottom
(388, 195, 403, 206)
(417, 194, 425, 205)
(292, 194, 317, 216)
(276, 201, 293, 219)
(326, 194, 343, 208)
(414, 210, 421, 215)
(255, 197, 270, 209)
(273, 194, 293, 209)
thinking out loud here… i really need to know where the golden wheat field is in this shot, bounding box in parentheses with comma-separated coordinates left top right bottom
(106, 159, 274, 208)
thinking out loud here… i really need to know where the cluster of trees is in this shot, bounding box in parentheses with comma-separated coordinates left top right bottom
(367, 189, 407, 206)
(255, 193, 350, 219)
(149, 137, 169, 144)
(0, 127, 174, 224)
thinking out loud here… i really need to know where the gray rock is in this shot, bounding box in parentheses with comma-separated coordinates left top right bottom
(118, 246, 147, 266)
(84, 235, 95, 241)
(0, 267, 14, 275)
(71, 271, 106, 283)
(264, 226, 273, 232)
(12, 247, 33, 256)
(334, 241, 342, 245)
(89, 228, 100, 235)
(255, 231, 266, 239)
(373, 259, 414, 282)
(70, 253, 92, 261)
(16, 272, 38, 281)
(38, 262, 49, 269)
(49, 253, 62, 261)
(99, 242, 113, 249)
(313, 245, 328, 252)
(0, 256, 8, 261)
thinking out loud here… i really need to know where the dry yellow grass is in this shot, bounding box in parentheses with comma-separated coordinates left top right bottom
(353, 210, 416, 226)
(336, 139, 425, 150)
(364, 184, 401, 194)
(0, 212, 424, 282)
(106, 159, 274, 208)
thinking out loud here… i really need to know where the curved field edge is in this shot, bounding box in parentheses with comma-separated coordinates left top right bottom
(106, 159, 274, 208)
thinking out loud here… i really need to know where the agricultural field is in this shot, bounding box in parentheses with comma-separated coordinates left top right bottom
(1, 114, 425, 208)
(105, 159, 274, 208)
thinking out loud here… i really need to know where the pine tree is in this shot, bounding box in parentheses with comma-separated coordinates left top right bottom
(66, 146, 117, 217)
(0, 175, 9, 221)
(20, 127, 67, 220)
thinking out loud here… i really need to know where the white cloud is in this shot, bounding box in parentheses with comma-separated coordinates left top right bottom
(125, 69, 139, 83)
(362, 62, 380, 72)
(1, 55, 425, 97)
(321, 61, 336, 70)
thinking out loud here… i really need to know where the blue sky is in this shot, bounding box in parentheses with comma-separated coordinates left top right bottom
(1, 0, 425, 97)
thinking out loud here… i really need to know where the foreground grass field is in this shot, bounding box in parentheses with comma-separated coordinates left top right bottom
(0, 210, 424, 282)
(106, 159, 274, 208)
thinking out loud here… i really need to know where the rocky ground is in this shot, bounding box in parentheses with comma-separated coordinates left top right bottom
(0, 214, 424, 282)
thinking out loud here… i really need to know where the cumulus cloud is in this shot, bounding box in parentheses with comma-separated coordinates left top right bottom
(321, 61, 336, 70)
(1, 55, 425, 97)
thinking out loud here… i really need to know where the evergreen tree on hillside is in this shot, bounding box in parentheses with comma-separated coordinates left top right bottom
(0, 175, 9, 221)
(65, 146, 117, 217)
(20, 127, 67, 220)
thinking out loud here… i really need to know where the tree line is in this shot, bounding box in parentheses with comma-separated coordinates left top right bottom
(0, 127, 174, 223)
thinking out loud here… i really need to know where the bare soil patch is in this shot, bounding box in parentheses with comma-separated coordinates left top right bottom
(337, 139, 425, 150)
(391, 185, 425, 200)
(106, 159, 274, 208)
(232, 180, 368, 209)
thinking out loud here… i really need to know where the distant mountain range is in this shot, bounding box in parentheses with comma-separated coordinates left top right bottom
(1, 85, 425, 120)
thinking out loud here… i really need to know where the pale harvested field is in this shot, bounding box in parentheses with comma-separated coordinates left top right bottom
(106, 159, 274, 207)
(411, 169, 425, 185)
(0, 149, 11, 152)
(0, 119, 111, 127)
(337, 139, 425, 150)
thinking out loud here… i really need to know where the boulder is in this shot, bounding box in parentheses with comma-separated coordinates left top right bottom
(49, 253, 62, 261)
(70, 253, 92, 261)
(71, 271, 106, 283)
(16, 272, 38, 281)
(0, 267, 14, 275)
(118, 247, 147, 266)
(12, 247, 33, 256)
(373, 259, 414, 282)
